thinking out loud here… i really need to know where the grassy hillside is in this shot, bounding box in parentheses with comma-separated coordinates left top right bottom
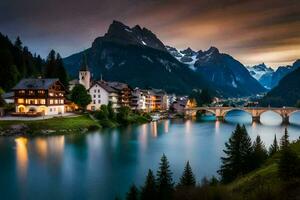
(228, 140, 300, 199)
(171, 140, 300, 200)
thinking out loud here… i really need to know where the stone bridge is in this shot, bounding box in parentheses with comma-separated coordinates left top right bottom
(185, 107, 300, 124)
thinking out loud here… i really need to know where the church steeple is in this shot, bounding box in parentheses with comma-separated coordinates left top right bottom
(79, 52, 91, 89)
(80, 53, 89, 71)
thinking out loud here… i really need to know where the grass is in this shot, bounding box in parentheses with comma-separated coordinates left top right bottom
(0, 115, 100, 135)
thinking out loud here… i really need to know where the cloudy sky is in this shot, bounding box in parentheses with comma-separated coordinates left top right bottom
(1, 0, 300, 68)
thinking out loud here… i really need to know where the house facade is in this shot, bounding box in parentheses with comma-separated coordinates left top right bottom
(12, 79, 66, 115)
(87, 81, 119, 111)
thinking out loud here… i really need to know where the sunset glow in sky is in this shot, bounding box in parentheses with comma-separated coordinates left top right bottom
(1, 0, 299, 68)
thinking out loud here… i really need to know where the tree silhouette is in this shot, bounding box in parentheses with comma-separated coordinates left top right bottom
(278, 128, 300, 180)
(251, 135, 268, 169)
(218, 124, 253, 183)
(156, 154, 174, 200)
(269, 134, 279, 156)
(177, 161, 196, 188)
(140, 169, 157, 200)
(126, 184, 139, 200)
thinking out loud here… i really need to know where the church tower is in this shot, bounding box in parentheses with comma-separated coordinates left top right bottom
(79, 53, 91, 89)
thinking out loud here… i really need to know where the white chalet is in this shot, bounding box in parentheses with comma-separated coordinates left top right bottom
(87, 81, 119, 111)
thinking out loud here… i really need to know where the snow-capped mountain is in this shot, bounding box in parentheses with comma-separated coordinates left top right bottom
(166, 46, 266, 97)
(246, 63, 274, 80)
(64, 20, 267, 97)
(247, 60, 300, 89)
(246, 63, 274, 89)
(64, 21, 208, 94)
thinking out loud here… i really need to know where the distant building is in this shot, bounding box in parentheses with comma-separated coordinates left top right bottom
(12, 78, 66, 115)
(131, 88, 147, 111)
(106, 82, 133, 108)
(171, 96, 188, 113)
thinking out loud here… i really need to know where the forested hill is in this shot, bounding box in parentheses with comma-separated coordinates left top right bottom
(0, 33, 68, 92)
(260, 66, 300, 107)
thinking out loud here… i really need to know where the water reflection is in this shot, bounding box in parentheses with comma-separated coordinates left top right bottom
(15, 137, 28, 180)
(164, 120, 169, 133)
(150, 121, 157, 137)
(215, 120, 220, 135)
(1, 111, 300, 200)
(35, 138, 48, 160)
(185, 120, 191, 134)
(139, 124, 148, 151)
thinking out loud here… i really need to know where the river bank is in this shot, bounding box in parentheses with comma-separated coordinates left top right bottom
(0, 115, 100, 136)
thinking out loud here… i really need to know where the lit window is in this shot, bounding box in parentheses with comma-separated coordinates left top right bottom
(29, 90, 34, 95)
(17, 99, 24, 104)
(49, 93, 54, 97)
(50, 100, 54, 104)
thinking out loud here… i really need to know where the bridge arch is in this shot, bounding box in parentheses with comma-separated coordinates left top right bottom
(288, 110, 300, 117)
(196, 108, 216, 115)
(222, 108, 252, 118)
(259, 109, 283, 117)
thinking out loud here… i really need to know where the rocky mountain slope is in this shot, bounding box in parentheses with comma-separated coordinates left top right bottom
(64, 20, 265, 97)
(247, 60, 300, 89)
(260, 66, 300, 106)
(166, 46, 266, 97)
(64, 21, 208, 94)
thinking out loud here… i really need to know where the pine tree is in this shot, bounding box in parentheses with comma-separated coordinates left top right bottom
(269, 135, 279, 156)
(218, 124, 253, 183)
(177, 161, 196, 188)
(55, 53, 68, 88)
(141, 169, 157, 200)
(126, 184, 139, 200)
(45, 50, 56, 78)
(251, 135, 268, 169)
(278, 128, 300, 180)
(280, 128, 289, 150)
(14, 36, 22, 50)
(156, 154, 174, 200)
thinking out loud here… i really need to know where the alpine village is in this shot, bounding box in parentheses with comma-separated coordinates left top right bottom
(1, 5, 300, 200)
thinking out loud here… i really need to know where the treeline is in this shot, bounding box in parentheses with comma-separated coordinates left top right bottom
(122, 125, 300, 200)
(0, 33, 68, 92)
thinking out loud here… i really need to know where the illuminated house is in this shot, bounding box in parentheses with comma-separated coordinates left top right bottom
(87, 81, 119, 111)
(12, 78, 66, 116)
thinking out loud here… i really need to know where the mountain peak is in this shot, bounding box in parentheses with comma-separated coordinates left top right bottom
(293, 59, 300, 68)
(180, 47, 196, 56)
(94, 20, 166, 51)
(206, 46, 219, 54)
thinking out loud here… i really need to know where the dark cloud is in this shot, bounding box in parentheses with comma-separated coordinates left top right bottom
(0, 0, 299, 67)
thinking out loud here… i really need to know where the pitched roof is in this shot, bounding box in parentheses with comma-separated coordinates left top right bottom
(106, 81, 130, 90)
(89, 81, 117, 93)
(12, 78, 59, 90)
